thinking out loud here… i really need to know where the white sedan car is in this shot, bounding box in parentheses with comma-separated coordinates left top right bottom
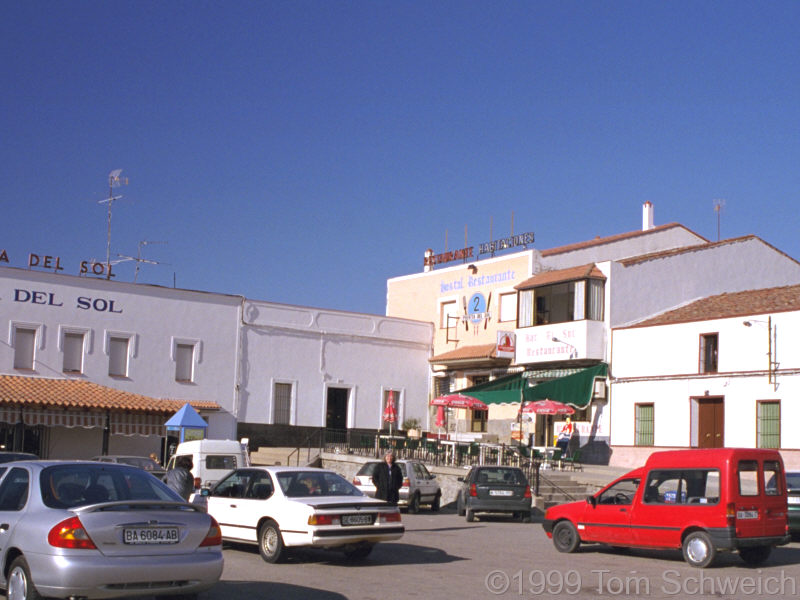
(200, 466, 404, 562)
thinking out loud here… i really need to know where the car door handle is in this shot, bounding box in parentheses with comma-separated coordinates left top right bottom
(229, 504, 237, 508)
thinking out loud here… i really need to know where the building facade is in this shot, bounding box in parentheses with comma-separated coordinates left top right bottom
(611, 284, 800, 469)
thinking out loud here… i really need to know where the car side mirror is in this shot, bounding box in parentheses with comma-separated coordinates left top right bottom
(201, 488, 210, 497)
(586, 495, 596, 508)
(430, 474, 436, 479)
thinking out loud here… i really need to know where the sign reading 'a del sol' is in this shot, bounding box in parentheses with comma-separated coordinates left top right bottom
(13, 289, 123, 313)
(0, 249, 116, 279)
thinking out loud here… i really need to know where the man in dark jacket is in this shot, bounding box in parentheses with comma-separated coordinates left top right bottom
(166, 456, 195, 500)
(372, 451, 403, 504)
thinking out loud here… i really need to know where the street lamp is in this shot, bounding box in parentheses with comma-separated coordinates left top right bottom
(552, 336, 578, 359)
(742, 317, 778, 390)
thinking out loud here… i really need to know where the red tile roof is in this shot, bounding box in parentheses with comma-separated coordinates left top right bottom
(622, 284, 800, 328)
(541, 223, 705, 257)
(0, 375, 220, 414)
(429, 343, 502, 363)
(515, 264, 605, 290)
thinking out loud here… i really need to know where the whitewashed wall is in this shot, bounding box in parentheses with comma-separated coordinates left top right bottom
(239, 300, 433, 429)
(611, 311, 800, 468)
(0, 267, 241, 439)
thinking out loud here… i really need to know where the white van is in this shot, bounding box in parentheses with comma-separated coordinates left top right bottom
(166, 439, 250, 489)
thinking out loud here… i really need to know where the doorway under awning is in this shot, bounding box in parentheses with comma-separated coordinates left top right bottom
(453, 363, 608, 408)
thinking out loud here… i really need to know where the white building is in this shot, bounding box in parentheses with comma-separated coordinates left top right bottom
(0, 265, 433, 459)
(611, 284, 800, 469)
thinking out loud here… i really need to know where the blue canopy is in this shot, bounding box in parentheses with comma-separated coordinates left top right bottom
(164, 403, 208, 429)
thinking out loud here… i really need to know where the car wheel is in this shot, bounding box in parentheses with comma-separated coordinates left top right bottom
(431, 491, 441, 512)
(466, 508, 476, 522)
(682, 531, 716, 568)
(344, 544, 374, 560)
(258, 520, 286, 563)
(457, 494, 465, 517)
(8, 556, 43, 600)
(408, 492, 420, 514)
(552, 520, 580, 553)
(739, 545, 772, 566)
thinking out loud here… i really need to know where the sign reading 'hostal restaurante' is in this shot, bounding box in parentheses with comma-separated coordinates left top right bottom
(424, 232, 534, 268)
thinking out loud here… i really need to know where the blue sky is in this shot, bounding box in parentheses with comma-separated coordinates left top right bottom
(2, 1, 799, 314)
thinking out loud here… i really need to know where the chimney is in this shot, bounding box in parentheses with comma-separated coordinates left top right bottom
(642, 201, 654, 231)
(423, 248, 434, 272)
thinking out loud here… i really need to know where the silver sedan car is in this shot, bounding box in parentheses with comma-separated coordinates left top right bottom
(0, 460, 223, 600)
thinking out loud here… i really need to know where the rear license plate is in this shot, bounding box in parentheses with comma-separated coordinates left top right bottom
(341, 514, 374, 526)
(123, 527, 179, 544)
(737, 510, 758, 520)
(788, 496, 800, 505)
(490, 490, 513, 497)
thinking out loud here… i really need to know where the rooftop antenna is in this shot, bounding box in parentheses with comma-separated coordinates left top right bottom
(98, 169, 129, 267)
(116, 240, 168, 282)
(713, 199, 725, 242)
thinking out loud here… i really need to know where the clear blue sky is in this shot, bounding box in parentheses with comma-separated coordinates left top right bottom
(2, 1, 799, 315)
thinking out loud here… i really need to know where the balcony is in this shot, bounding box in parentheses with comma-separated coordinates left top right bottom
(514, 320, 606, 365)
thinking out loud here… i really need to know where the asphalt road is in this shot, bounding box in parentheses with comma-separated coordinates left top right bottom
(204, 508, 800, 600)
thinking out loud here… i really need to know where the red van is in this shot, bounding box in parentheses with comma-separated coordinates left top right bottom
(543, 448, 790, 567)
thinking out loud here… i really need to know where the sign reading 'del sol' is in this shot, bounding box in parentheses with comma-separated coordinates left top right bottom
(424, 232, 534, 268)
(11, 289, 123, 313)
(0, 249, 117, 279)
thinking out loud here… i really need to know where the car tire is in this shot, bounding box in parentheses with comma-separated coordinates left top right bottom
(682, 531, 716, 568)
(739, 545, 772, 566)
(466, 508, 476, 522)
(344, 544, 374, 561)
(431, 491, 441, 512)
(7, 556, 43, 600)
(520, 511, 532, 523)
(258, 520, 286, 563)
(457, 494, 465, 517)
(552, 520, 580, 553)
(408, 492, 420, 514)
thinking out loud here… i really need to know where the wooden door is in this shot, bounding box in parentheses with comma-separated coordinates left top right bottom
(697, 397, 724, 448)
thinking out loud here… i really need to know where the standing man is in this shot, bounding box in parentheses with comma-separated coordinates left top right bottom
(372, 451, 403, 504)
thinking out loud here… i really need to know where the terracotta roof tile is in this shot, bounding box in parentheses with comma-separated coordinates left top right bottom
(429, 343, 500, 363)
(623, 284, 800, 328)
(541, 223, 704, 257)
(0, 375, 220, 414)
(515, 264, 605, 290)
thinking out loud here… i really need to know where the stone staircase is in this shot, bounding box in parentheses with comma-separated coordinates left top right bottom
(249, 447, 312, 466)
(535, 470, 598, 509)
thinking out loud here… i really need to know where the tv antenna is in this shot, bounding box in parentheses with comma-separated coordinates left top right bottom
(98, 169, 129, 267)
(116, 240, 169, 282)
(713, 199, 725, 242)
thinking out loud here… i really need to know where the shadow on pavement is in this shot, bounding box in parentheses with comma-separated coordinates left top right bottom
(207, 581, 348, 600)
(224, 540, 466, 566)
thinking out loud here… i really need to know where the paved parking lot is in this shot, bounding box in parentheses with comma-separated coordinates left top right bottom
(208, 508, 800, 600)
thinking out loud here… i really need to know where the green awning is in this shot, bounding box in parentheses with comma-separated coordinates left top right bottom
(523, 363, 608, 408)
(452, 372, 527, 405)
(453, 363, 608, 408)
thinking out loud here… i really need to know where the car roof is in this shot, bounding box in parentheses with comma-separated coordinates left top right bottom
(239, 465, 337, 474)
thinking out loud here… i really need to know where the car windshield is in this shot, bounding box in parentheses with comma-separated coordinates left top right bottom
(41, 464, 182, 509)
(786, 473, 800, 492)
(277, 471, 363, 497)
(473, 468, 526, 486)
(356, 463, 380, 477)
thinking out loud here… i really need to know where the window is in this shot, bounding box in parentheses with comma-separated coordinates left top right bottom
(738, 460, 759, 496)
(499, 292, 517, 322)
(440, 300, 458, 329)
(62, 332, 85, 373)
(517, 279, 605, 328)
(699, 333, 718, 373)
(597, 478, 640, 505)
(433, 376, 451, 398)
(764, 461, 782, 496)
(634, 403, 654, 446)
(470, 409, 487, 432)
(0, 467, 29, 511)
(108, 336, 130, 377)
(757, 401, 780, 449)
(175, 343, 195, 382)
(643, 469, 720, 505)
(274, 382, 292, 425)
(13, 327, 36, 370)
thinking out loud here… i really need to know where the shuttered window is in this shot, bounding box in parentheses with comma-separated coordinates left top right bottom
(274, 383, 292, 425)
(175, 343, 195, 382)
(13, 327, 36, 370)
(63, 332, 85, 373)
(635, 403, 654, 446)
(108, 336, 129, 377)
(757, 400, 780, 449)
